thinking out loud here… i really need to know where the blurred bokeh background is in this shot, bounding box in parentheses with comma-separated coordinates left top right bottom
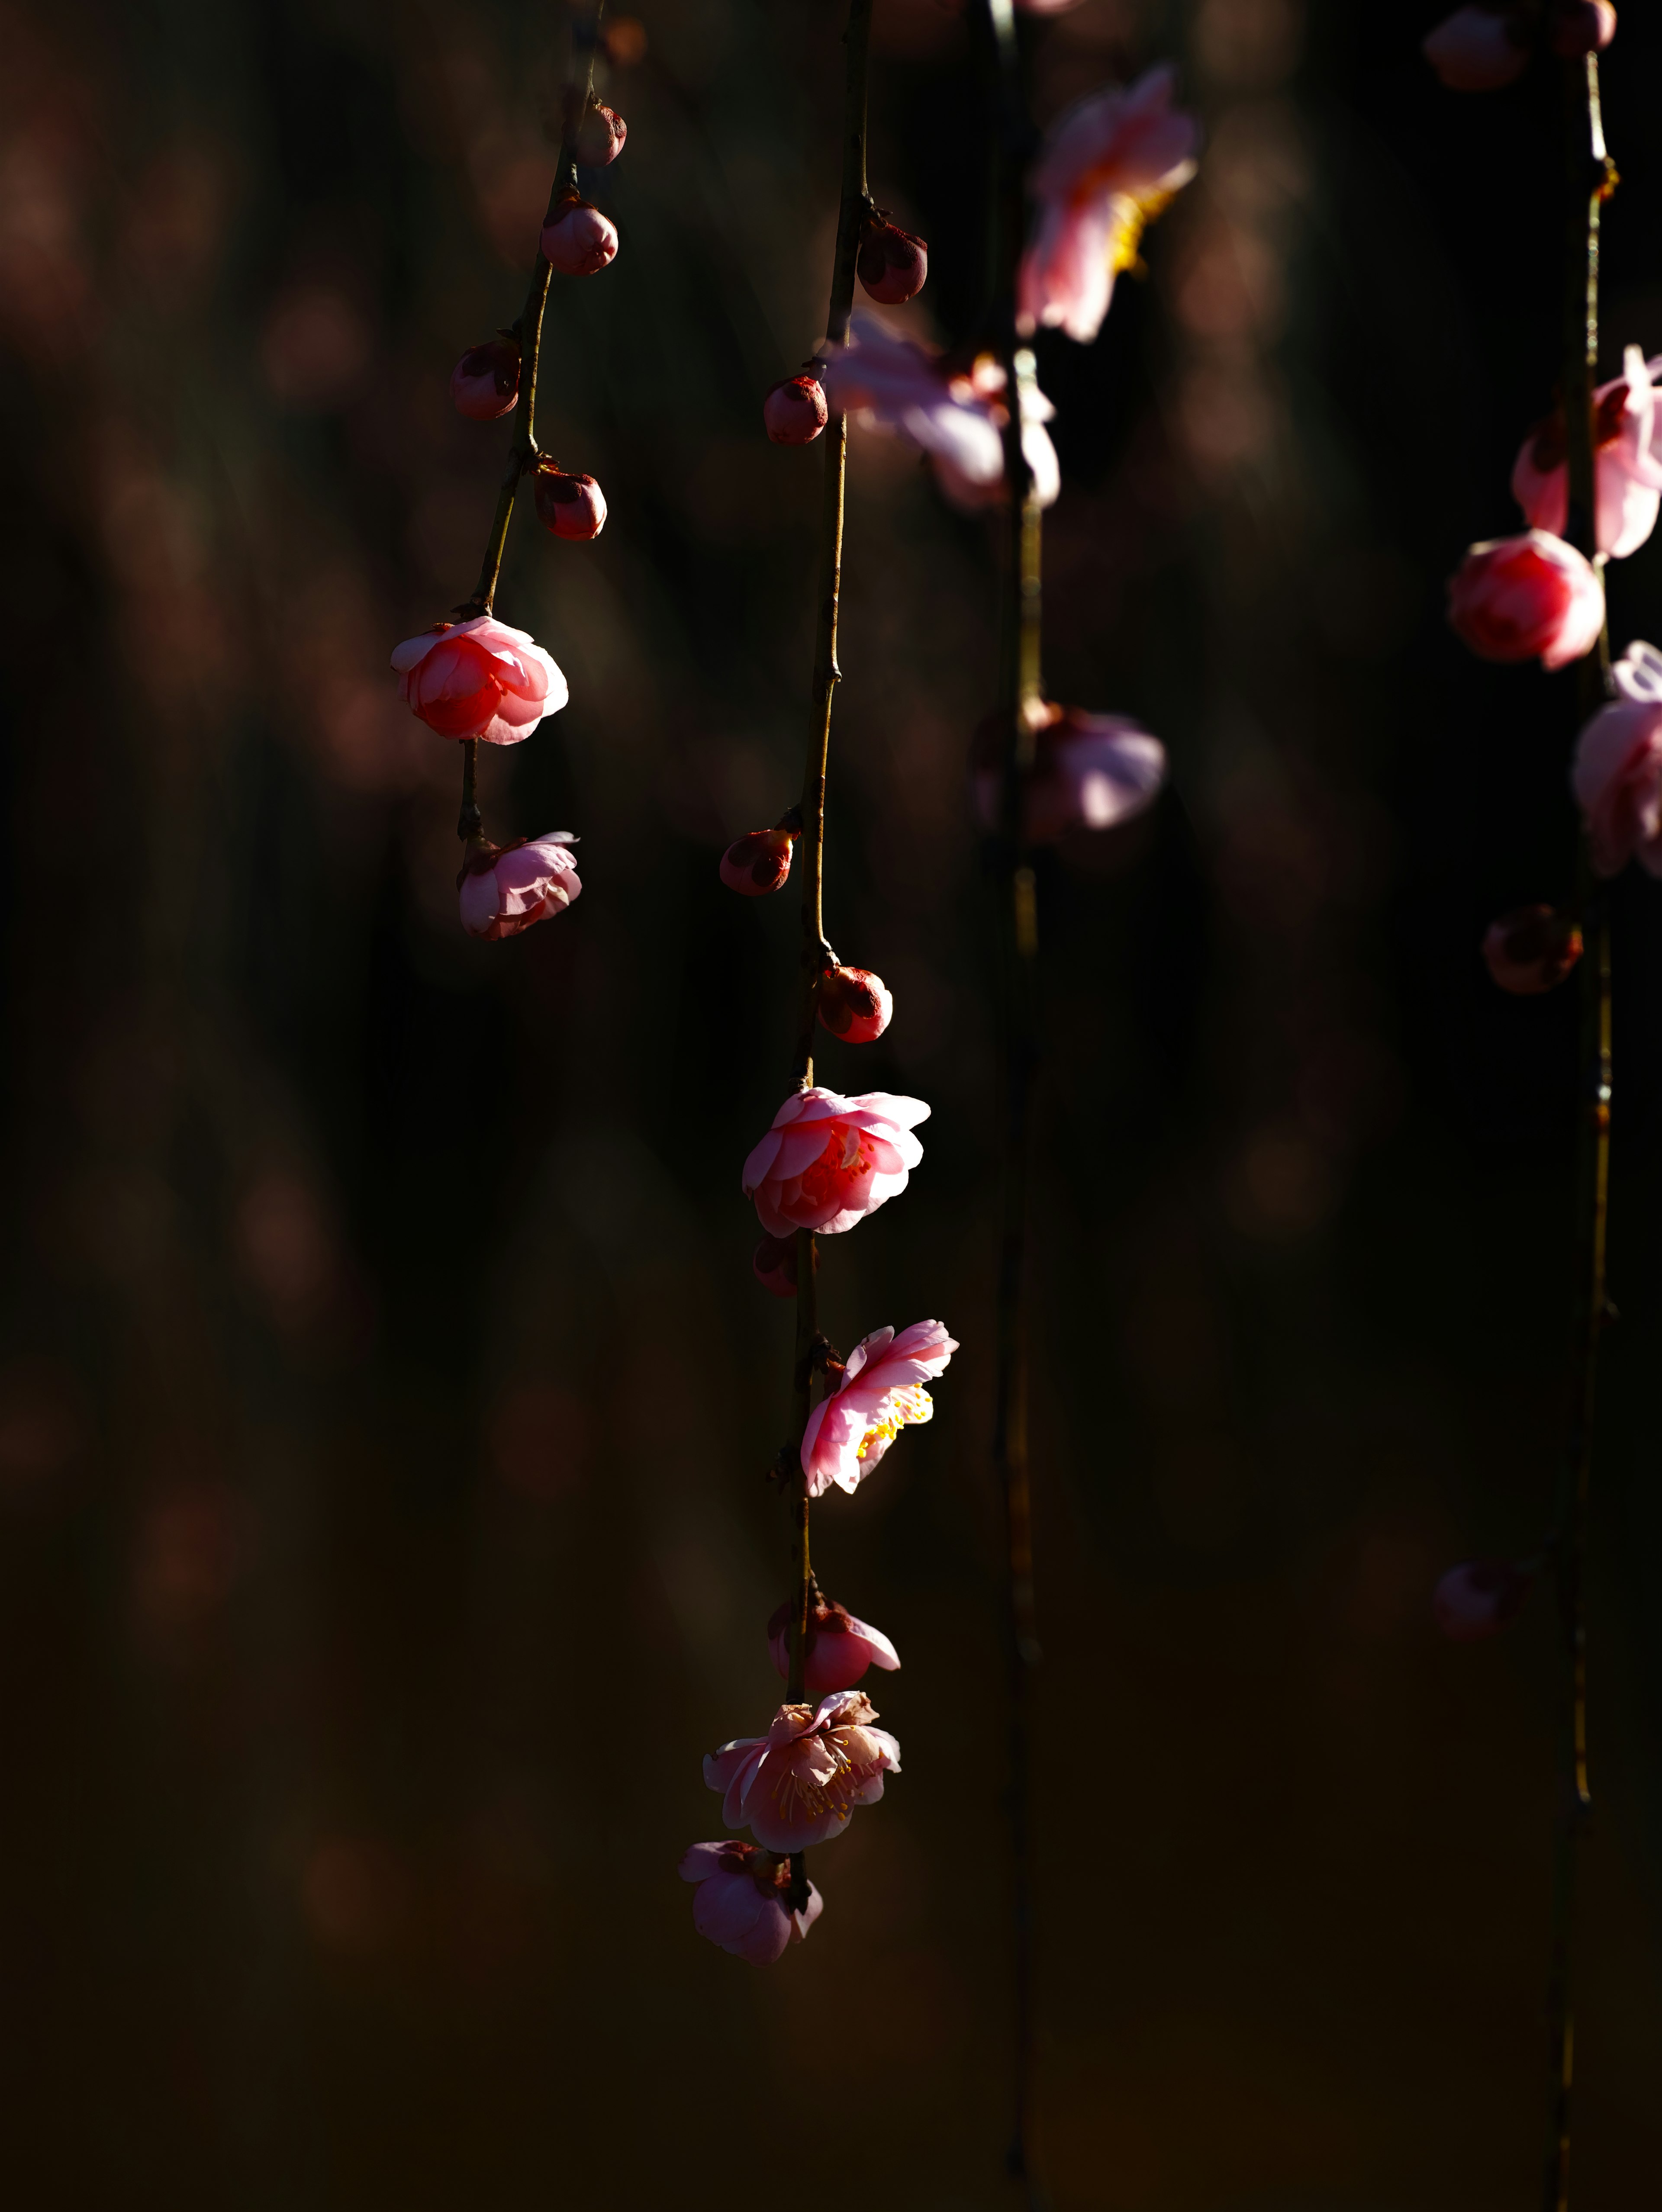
(3, 0, 1662, 2204)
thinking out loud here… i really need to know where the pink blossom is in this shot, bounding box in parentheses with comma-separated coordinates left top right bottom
(742, 1086, 929, 1237)
(1512, 347, 1662, 559)
(572, 99, 627, 167)
(703, 1691, 900, 1852)
(720, 827, 796, 895)
(801, 1320, 957, 1499)
(1433, 1559, 1534, 1640)
(1481, 905, 1583, 993)
(678, 1841, 822, 1965)
(752, 1232, 813, 1299)
(1018, 66, 1200, 346)
(974, 702, 1167, 842)
(391, 614, 568, 745)
(817, 965, 892, 1044)
(764, 375, 828, 446)
(931, 358, 1062, 514)
(1548, 1, 1616, 59)
(1446, 531, 1604, 671)
(451, 338, 520, 421)
(1422, 7, 1531, 88)
(540, 194, 618, 276)
(458, 834, 581, 940)
(1572, 639, 1662, 876)
(533, 465, 607, 541)
(768, 1592, 901, 1696)
(857, 218, 928, 306)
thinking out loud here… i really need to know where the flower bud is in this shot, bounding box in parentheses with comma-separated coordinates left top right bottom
(1433, 1559, 1534, 1641)
(763, 375, 828, 447)
(571, 98, 628, 166)
(1422, 6, 1531, 88)
(857, 217, 928, 306)
(451, 338, 520, 421)
(540, 193, 618, 276)
(1446, 531, 1604, 670)
(533, 464, 607, 541)
(719, 828, 796, 896)
(767, 1593, 902, 1697)
(1482, 905, 1583, 994)
(1548, 0, 1616, 57)
(817, 964, 892, 1043)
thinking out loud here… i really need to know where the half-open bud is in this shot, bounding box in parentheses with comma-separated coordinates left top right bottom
(752, 1233, 817, 1299)
(533, 463, 607, 541)
(817, 964, 892, 1043)
(719, 827, 796, 895)
(1433, 1559, 1535, 1641)
(540, 193, 619, 276)
(571, 98, 628, 166)
(1548, 0, 1616, 57)
(1482, 906, 1582, 994)
(763, 375, 828, 446)
(767, 1593, 902, 1697)
(857, 217, 928, 306)
(451, 337, 520, 421)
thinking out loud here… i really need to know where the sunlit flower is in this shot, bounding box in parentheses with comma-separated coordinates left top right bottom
(1433, 1559, 1534, 1640)
(1018, 65, 1199, 346)
(703, 1691, 900, 1852)
(974, 701, 1167, 842)
(458, 833, 581, 940)
(678, 1840, 822, 1965)
(817, 965, 892, 1043)
(391, 614, 568, 745)
(763, 374, 828, 446)
(1422, 6, 1531, 88)
(541, 193, 618, 276)
(1512, 346, 1662, 559)
(1572, 639, 1662, 876)
(1446, 530, 1604, 670)
(451, 337, 520, 421)
(742, 1086, 929, 1236)
(1481, 905, 1582, 993)
(720, 826, 796, 895)
(768, 1591, 901, 1696)
(801, 1319, 957, 1498)
(572, 99, 627, 167)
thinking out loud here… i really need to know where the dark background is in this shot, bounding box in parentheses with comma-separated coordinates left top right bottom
(0, 0, 1659, 2204)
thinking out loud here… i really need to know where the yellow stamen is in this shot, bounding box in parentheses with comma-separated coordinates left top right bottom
(855, 1383, 933, 1461)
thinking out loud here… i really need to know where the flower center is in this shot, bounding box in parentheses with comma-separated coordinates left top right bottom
(795, 1123, 873, 1209)
(857, 1382, 933, 1460)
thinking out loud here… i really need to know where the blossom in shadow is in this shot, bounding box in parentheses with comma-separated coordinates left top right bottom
(1433, 1558, 1535, 1640)
(679, 1842, 822, 1966)
(458, 834, 581, 939)
(768, 1591, 901, 1696)
(974, 701, 1167, 842)
(1572, 639, 1662, 875)
(1481, 905, 1583, 993)
(1513, 346, 1662, 559)
(703, 1692, 900, 1852)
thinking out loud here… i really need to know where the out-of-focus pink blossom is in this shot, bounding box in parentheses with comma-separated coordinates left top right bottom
(1015, 0, 1087, 12)
(1512, 347, 1662, 559)
(1018, 66, 1200, 346)
(391, 615, 568, 745)
(1572, 639, 1662, 876)
(742, 1087, 929, 1237)
(1548, 0, 1616, 58)
(768, 1592, 901, 1695)
(540, 194, 618, 276)
(572, 99, 628, 167)
(763, 374, 828, 446)
(753, 1232, 815, 1299)
(451, 338, 520, 421)
(818, 965, 892, 1043)
(801, 1320, 957, 1498)
(703, 1691, 900, 1852)
(678, 1840, 821, 1965)
(458, 834, 581, 940)
(1433, 1559, 1535, 1640)
(720, 827, 796, 895)
(1423, 6, 1531, 88)
(1481, 905, 1583, 993)
(822, 315, 1059, 512)
(857, 218, 928, 306)
(1446, 530, 1604, 670)
(974, 701, 1167, 842)
(533, 464, 607, 540)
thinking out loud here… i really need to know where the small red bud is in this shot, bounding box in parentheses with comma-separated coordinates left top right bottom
(1481, 905, 1582, 994)
(720, 828, 796, 896)
(1433, 1559, 1534, 1641)
(763, 375, 829, 447)
(1548, 0, 1616, 57)
(533, 464, 607, 541)
(571, 99, 628, 167)
(451, 338, 520, 421)
(541, 193, 618, 276)
(817, 965, 892, 1044)
(857, 218, 928, 306)
(753, 1233, 815, 1298)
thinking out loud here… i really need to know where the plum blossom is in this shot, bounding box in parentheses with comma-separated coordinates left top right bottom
(1433, 1559, 1535, 1640)
(1481, 905, 1582, 993)
(533, 465, 607, 541)
(857, 217, 928, 306)
(821, 315, 1058, 512)
(1446, 531, 1604, 670)
(459, 834, 581, 940)
(703, 1691, 900, 1852)
(752, 1233, 814, 1299)
(1018, 66, 1200, 346)
(742, 1087, 929, 1237)
(817, 965, 892, 1043)
(1512, 347, 1662, 560)
(392, 615, 568, 745)
(571, 99, 627, 167)
(541, 194, 618, 276)
(1422, 6, 1531, 88)
(679, 1841, 822, 1966)
(763, 375, 828, 446)
(720, 827, 796, 894)
(451, 338, 519, 421)
(801, 1320, 957, 1498)
(768, 1592, 901, 1696)
(975, 701, 1167, 842)
(1572, 640, 1662, 876)
(1549, 1, 1617, 58)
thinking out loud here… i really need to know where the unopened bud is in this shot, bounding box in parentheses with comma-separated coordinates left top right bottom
(817, 964, 892, 1043)
(541, 193, 619, 276)
(570, 98, 628, 166)
(766, 1592, 901, 1695)
(1433, 1559, 1534, 1641)
(720, 828, 796, 896)
(753, 1233, 816, 1298)
(451, 338, 521, 421)
(857, 217, 928, 306)
(1548, 0, 1615, 56)
(764, 375, 829, 447)
(1482, 905, 1582, 994)
(533, 464, 607, 541)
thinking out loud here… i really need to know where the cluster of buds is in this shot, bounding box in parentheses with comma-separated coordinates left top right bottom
(761, 198, 932, 449)
(1424, 1, 1615, 92)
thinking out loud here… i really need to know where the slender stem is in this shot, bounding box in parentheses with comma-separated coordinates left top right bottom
(1542, 54, 1614, 2212)
(782, 0, 873, 1920)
